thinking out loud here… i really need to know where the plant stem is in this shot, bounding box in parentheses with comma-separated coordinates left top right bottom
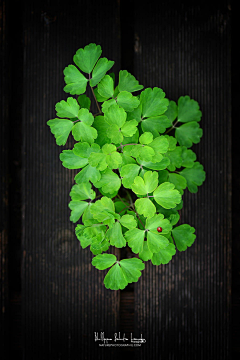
(165, 119, 178, 134)
(116, 194, 130, 207)
(116, 143, 138, 149)
(90, 86, 102, 114)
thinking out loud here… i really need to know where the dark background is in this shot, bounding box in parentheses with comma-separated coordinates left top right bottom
(0, 1, 235, 359)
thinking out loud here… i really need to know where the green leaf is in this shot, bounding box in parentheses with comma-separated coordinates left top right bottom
(73, 43, 102, 74)
(123, 144, 155, 162)
(72, 121, 98, 144)
(121, 119, 138, 137)
(140, 87, 169, 118)
(164, 100, 178, 124)
(153, 182, 181, 209)
(145, 213, 172, 234)
(139, 132, 153, 145)
(131, 171, 158, 195)
(141, 115, 171, 137)
(93, 168, 121, 194)
(77, 94, 91, 110)
(104, 103, 127, 128)
(75, 224, 91, 248)
(90, 57, 114, 87)
(147, 231, 169, 253)
(90, 196, 117, 226)
(120, 164, 141, 188)
(47, 119, 73, 146)
(151, 243, 176, 265)
(69, 201, 89, 223)
(89, 144, 122, 171)
(119, 214, 137, 229)
(139, 157, 170, 171)
(125, 228, 145, 254)
(172, 224, 196, 251)
(168, 173, 187, 194)
(135, 198, 156, 219)
(106, 221, 126, 248)
(92, 115, 111, 146)
(75, 164, 101, 184)
(55, 97, 80, 118)
(70, 182, 96, 201)
(63, 65, 88, 95)
(73, 142, 100, 159)
(117, 91, 140, 112)
(104, 263, 128, 290)
(92, 253, 116, 270)
(59, 150, 88, 169)
(165, 146, 182, 171)
(77, 108, 94, 125)
(180, 162, 206, 193)
(148, 136, 169, 162)
(181, 146, 197, 168)
(175, 121, 203, 148)
(119, 258, 145, 283)
(139, 241, 153, 261)
(118, 70, 143, 92)
(177, 95, 202, 123)
(97, 74, 114, 99)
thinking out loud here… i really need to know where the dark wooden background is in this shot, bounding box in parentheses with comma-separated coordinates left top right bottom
(0, 1, 234, 359)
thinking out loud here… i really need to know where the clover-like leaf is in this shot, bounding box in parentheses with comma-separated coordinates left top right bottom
(73, 43, 102, 74)
(135, 198, 156, 219)
(180, 162, 206, 193)
(131, 171, 158, 195)
(172, 224, 196, 251)
(93, 168, 121, 194)
(70, 182, 96, 201)
(69, 201, 89, 223)
(90, 57, 115, 87)
(120, 164, 141, 188)
(117, 91, 140, 112)
(140, 87, 169, 118)
(118, 70, 144, 92)
(59, 150, 89, 169)
(141, 115, 171, 137)
(177, 95, 202, 123)
(181, 146, 197, 168)
(175, 121, 203, 148)
(55, 97, 80, 118)
(97, 74, 114, 99)
(63, 64, 88, 95)
(119, 214, 137, 229)
(151, 243, 176, 265)
(125, 228, 145, 254)
(47, 119, 74, 146)
(153, 182, 181, 209)
(92, 253, 117, 270)
(106, 222, 126, 248)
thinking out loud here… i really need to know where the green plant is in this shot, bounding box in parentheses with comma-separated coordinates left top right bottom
(47, 43, 206, 290)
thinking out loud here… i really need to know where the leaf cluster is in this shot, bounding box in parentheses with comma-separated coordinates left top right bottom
(47, 43, 206, 290)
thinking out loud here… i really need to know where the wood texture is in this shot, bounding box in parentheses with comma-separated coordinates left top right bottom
(1, 1, 232, 359)
(133, 2, 231, 359)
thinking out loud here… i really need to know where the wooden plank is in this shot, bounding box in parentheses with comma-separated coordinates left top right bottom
(0, 0, 9, 356)
(133, 2, 231, 359)
(21, 1, 121, 359)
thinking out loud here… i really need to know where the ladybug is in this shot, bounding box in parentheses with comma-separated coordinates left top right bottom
(157, 227, 162, 233)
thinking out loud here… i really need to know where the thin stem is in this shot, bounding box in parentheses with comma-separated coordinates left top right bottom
(116, 143, 138, 149)
(165, 119, 179, 134)
(90, 85, 102, 114)
(134, 208, 145, 229)
(116, 194, 130, 207)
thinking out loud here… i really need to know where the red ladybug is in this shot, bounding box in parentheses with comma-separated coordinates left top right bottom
(157, 227, 162, 233)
